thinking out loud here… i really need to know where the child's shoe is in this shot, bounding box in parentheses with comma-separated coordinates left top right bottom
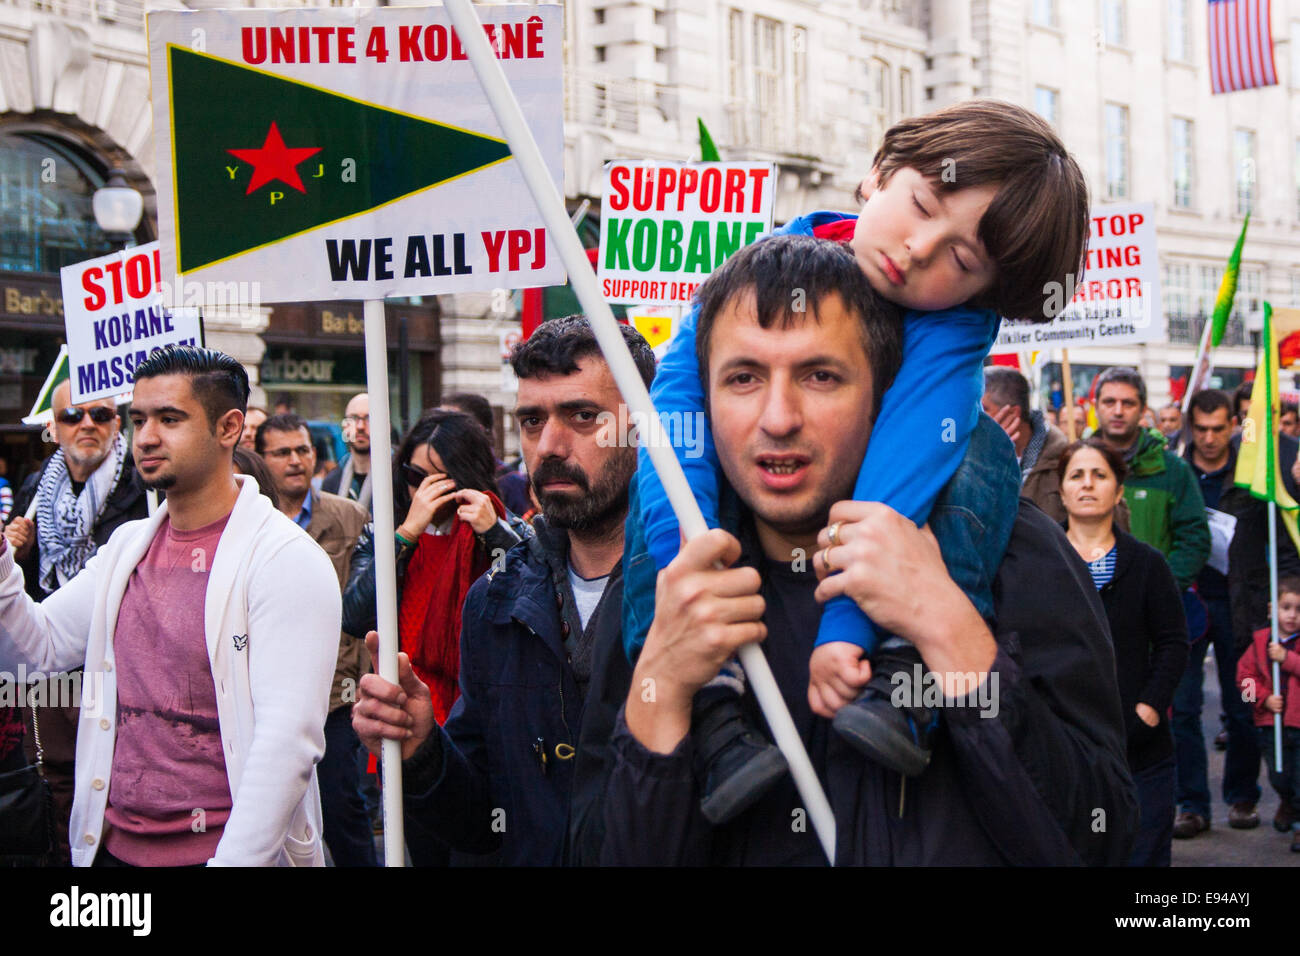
(693, 691, 788, 824)
(831, 644, 936, 778)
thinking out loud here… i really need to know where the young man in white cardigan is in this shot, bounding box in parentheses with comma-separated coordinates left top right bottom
(0, 346, 341, 866)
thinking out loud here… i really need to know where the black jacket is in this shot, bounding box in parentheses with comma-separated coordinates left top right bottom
(341, 511, 529, 639)
(397, 516, 625, 865)
(1092, 528, 1188, 773)
(596, 498, 1139, 866)
(1187, 437, 1300, 656)
(12, 453, 151, 599)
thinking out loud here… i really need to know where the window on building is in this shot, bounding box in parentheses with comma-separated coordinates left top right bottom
(1031, 0, 1058, 28)
(1293, 22, 1300, 86)
(899, 68, 913, 118)
(655, 47, 667, 64)
(1171, 117, 1194, 209)
(594, 45, 606, 63)
(1291, 272, 1300, 308)
(1163, 261, 1195, 342)
(1105, 103, 1129, 199)
(1294, 138, 1300, 220)
(1167, 0, 1190, 61)
(1034, 86, 1059, 126)
(726, 9, 745, 102)
(0, 133, 122, 274)
(1237, 268, 1263, 323)
(1234, 128, 1256, 216)
(753, 16, 784, 130)
(867, 57, 890, 148)
(653, 9, 665, 27)
(1100, 0, 1127, 46)
(594, 7, 605, 25)
(792, 27, 808, 125)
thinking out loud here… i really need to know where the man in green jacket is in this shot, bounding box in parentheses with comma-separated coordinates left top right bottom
(1095, 367, 1209, 590)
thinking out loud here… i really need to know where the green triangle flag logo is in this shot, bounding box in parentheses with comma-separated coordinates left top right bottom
(167, 45, 513, 273)
(23, 345, 68, 425)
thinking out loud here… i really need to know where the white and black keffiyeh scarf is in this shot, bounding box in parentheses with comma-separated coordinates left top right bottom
(36, 431, 127, 593)
(1019, 409, 1050, 486)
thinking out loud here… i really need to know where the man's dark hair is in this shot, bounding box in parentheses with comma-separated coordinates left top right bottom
(983, 366, 1031, 424)
(509, 314, 655, 389)
(1057, 437, 1129, 487)
(693, 234, 903, 423)
(1095, 366, 1147, 409)
(1187, 389, 1234, 424)
(232, 446, 281, 510)
(1234, 380, 1254, 420)
(1283, 401, 1299, 418)
(391, 409, 498, 525)
(133, 345, 250, 429)
(441, 392, 494, 433)
(254, 413, 311, 455)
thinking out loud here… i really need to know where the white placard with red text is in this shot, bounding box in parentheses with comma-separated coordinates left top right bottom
(60, 243, 203, 404)
(995, 201, 1161, 351)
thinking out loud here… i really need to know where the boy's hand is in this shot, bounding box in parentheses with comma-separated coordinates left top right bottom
(1268, 642, 1288, 664)
(1135, 702, 1160, 728)
(1266, 694, 1284, 714)
(808, 641, 872, 718)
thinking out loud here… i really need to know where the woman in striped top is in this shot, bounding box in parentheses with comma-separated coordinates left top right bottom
(1060, 438, 1188, 867)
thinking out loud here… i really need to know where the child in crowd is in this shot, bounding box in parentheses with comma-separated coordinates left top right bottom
(1238, 576, 1300, 852)
(623, 99, 1091, 823)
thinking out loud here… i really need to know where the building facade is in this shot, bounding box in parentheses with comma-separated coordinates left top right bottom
(5, 0, 1299, 473)
(560, 0, 1300, 413)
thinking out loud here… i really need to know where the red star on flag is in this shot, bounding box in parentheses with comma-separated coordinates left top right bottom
(226, 121, 322, 195)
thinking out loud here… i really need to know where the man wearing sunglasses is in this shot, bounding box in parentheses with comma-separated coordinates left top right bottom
(4, 380, 149, 863)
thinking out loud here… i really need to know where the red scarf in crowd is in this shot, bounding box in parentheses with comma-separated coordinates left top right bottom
(398, 490, 504, 725)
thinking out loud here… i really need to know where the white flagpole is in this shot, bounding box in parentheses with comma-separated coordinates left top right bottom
(1182, 317, 1214, 415)
(443, 0, 835, 864)
(1269, 500, 1284, 773)
(363, 297, 405, 865)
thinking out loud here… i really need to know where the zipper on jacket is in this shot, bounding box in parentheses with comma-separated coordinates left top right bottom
(519, 620, 575, 757)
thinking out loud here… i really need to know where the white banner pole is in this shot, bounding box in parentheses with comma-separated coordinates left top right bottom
(442, 0, 835, 863)
(363, 297, 405, 865)
(1269, 499, 1284, 773)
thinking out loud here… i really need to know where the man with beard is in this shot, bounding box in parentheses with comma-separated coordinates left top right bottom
(4, 380, 148, 863)
(352, 316, 654, 865)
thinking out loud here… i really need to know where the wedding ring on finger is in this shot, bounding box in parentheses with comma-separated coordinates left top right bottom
(820, 546, 836, 573)
(827, 520, 843, 548)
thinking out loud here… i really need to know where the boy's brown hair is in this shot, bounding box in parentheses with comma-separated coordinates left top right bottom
(871, 99, 1089, 324)
(1279, 576, 1300, 601)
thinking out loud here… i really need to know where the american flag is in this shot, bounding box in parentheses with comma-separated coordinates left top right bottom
(1208, 0, 1278, 94)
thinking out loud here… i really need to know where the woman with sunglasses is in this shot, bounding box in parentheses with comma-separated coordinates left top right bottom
(344, 409, 530, 720)
(342, 410, 529, 865)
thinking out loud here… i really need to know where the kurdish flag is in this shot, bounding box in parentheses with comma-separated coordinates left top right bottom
(166, 46, 512, 274)
(1236, 303, 1300, 551)
(1210, 214, 1249, 348)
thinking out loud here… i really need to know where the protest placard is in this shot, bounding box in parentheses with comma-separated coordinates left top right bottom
(60, 243, 202, 404)
(597, 160, 776, 307)
(146, 4, 565, 304)
(995, 201, 1161, 350)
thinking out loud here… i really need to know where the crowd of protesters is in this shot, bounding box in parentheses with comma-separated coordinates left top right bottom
(3, 98, 1300, 868)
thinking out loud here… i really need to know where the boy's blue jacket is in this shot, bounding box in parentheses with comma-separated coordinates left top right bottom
(633, 211, 1003, 656)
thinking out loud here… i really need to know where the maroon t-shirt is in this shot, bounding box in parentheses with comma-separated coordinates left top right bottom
(102, 513, 233, 866)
